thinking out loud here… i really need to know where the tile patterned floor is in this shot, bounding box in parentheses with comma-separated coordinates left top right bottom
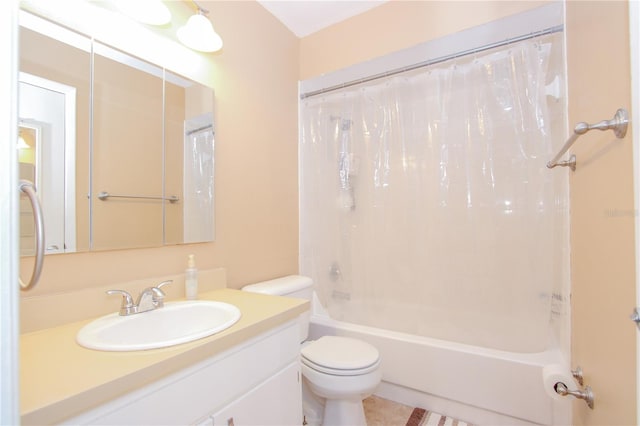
(363, 395, 472, 426)
(363, 395, 416, 425)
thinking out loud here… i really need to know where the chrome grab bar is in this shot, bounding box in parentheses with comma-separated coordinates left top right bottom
(97, 191, 179, 203)
(547, 108, 629, 171)
(19, 179, 45, 291)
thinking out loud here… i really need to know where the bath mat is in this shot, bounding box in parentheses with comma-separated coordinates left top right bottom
(406, 407, 472, 426)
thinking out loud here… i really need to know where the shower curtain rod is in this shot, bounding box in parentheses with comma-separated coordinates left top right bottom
(186, 124, 214, 136)
(300, 24, 564, 100)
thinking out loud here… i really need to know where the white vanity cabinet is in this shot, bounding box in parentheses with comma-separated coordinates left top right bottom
(61, 320, 302, 426)
(207, 362, 301, 426)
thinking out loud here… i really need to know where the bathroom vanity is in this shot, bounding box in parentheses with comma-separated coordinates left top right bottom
(20, 289, 308, 425)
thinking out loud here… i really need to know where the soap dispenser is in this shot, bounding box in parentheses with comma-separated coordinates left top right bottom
(185, 254, 198, 300)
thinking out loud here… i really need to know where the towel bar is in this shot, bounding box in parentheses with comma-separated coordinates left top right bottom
(97, 191, 179, 203)
(547, 108, 628, 171)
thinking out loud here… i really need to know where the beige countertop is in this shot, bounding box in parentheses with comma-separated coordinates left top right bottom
(20, 288, 309, 425)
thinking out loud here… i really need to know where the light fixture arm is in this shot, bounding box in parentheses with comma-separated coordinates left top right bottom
(191, 0, 209, 15)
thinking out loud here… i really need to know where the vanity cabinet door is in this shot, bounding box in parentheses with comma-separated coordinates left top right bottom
(210, 361, 302, 426)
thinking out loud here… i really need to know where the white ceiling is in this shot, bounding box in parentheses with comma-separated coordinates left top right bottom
(257, 1, 389, 38)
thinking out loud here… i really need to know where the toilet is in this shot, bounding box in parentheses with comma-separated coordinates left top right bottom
(242, 275, 381, 426)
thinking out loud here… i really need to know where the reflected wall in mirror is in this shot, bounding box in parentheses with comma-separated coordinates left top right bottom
(91, 42, 164, 251)
(18, 124, 39, 256)
(19, 21, 89, 254)
(18, 11, 215, 255)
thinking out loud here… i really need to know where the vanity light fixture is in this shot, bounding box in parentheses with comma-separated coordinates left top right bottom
(112, 0, 171, 26)
(177, 1, 223, 53)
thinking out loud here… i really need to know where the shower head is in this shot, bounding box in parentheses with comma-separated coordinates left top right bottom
(330, 115, 353, 131)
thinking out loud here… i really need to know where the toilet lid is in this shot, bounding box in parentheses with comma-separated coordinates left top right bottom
(301, 336, 380, 375)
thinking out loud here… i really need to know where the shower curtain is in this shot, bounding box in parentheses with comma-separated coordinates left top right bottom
(299, 34, 568, 353)
(183, 114, 215, 243)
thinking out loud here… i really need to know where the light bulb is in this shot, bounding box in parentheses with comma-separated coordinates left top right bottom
(177, 13, 223, 53)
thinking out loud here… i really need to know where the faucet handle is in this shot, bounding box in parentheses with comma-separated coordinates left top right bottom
(156, 280, 173, 291)
(106, 289, 136, 315)
(149, 280, 173, 309)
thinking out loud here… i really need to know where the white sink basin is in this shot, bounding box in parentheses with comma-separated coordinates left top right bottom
(76, 300, 241, 351)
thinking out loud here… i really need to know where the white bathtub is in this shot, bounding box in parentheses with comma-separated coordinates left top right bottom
(308, 295, 571, 426)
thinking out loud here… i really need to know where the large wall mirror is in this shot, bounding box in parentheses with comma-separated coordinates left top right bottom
(18, 10, 215, 255)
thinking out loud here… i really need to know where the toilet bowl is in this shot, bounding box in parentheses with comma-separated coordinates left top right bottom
(242, 276, 382, 426)
(301, 336, 381, 426)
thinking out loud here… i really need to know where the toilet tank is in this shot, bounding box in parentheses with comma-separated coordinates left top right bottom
(242, 275, 313, 342)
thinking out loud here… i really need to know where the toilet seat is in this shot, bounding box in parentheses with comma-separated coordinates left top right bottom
(301, 336, 380, 376)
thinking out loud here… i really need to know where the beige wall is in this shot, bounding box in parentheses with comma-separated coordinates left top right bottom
(567, 1, 636, 424)
(299, 0, 548, 80)
(20, 0, 299, 297)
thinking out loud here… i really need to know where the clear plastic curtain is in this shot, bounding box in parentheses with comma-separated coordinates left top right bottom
(183, 125, 214, 243)
(300, 35, 567, 352)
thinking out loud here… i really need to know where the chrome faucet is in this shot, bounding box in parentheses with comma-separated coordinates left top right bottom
(106, 280, 173, 316)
